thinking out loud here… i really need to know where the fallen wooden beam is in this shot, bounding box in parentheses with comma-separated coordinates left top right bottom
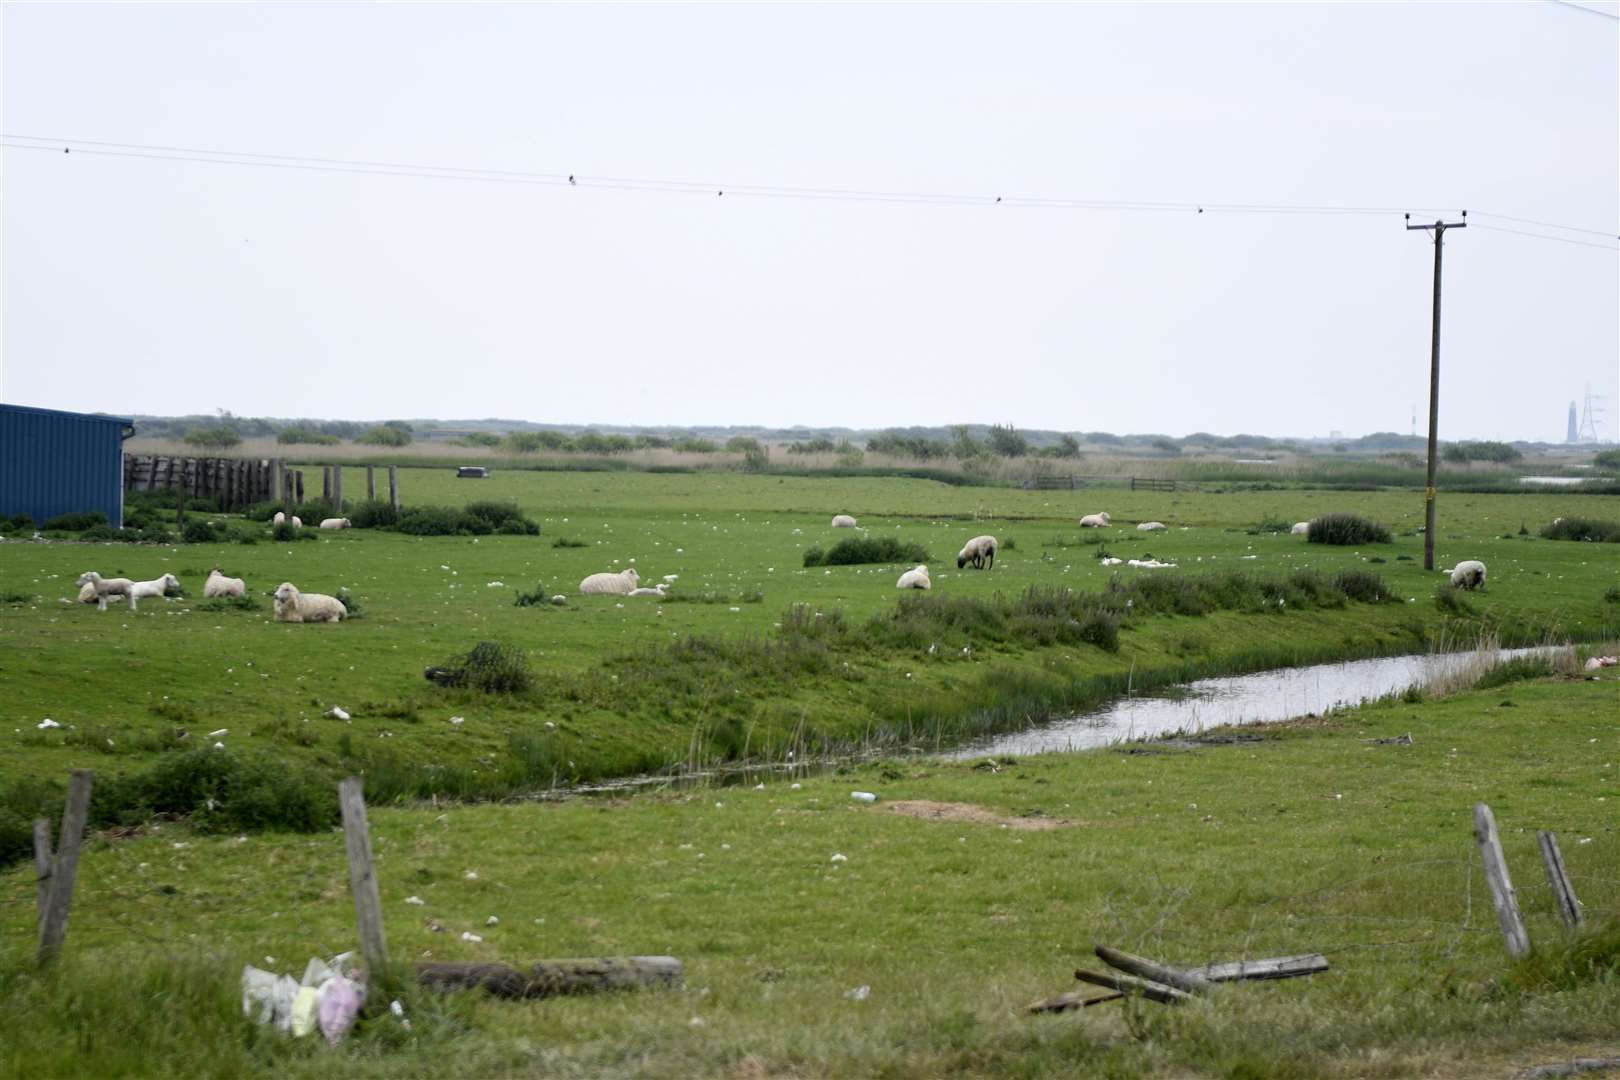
(418, 956, 683, 999)
(1074, 969, 1190, 1005)
(1186, 953, 1329, 982)
(1095, 945, 1214, 994)
(1026, 989, 1126, 1013)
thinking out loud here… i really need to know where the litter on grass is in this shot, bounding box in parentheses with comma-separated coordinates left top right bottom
(241, 953, 364, 1044)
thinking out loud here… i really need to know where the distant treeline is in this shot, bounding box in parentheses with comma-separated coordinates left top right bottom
(124, 414, 1594, 463)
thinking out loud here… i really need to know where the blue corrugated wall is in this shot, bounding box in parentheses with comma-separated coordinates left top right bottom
(0, 404, 133, 527)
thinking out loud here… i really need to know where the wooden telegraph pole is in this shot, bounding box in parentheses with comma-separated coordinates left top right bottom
(1406, 211, 1466, 571)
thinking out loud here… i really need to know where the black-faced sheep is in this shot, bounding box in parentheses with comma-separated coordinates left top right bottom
(1449, 560, 1487, 590)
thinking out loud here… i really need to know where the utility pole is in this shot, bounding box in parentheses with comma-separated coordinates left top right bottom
(1406, 211, 1467, 572)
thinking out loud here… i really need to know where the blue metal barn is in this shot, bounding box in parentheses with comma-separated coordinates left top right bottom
(0, 404, 135, 527)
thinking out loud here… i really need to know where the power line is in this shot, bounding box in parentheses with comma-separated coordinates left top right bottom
(3, 133, 1616, 247)
(1472, 223, 1620, 251)
(1547, 0, 1620, 20)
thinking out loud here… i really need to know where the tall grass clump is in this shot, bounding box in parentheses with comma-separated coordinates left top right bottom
(1308, 513, 1393, 545)
(803, 535, 930, 567)
(1540, 517, 1620, 543)
(427, 641, 535, 694)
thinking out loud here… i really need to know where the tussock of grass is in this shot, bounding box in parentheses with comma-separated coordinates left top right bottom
(1540, 517, 1620, 543)
(1307, 512, 1393, 545)
(803, 536, 930, 567)
(426, 641, 534, 694)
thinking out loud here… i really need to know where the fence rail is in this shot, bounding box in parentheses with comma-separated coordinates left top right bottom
(1021, 475, 1177, 492)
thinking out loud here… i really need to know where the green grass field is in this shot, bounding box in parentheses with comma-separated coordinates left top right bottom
(1, 468, 1618, 1076)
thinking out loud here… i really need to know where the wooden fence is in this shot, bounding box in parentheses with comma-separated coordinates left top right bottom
(122, 456, 400, 513)
(1021, 475, 1177, 492)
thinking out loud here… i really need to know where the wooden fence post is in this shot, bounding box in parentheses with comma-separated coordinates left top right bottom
(388, 466, 399, 512)
(295, 471, 305, 506)
(37, 770, 93, 965)
(1473, 803, 1531, 958)
(1536, 830, 1583, 931)
(323, 466, 332, 502)
(366, 465, 376, 502)
(338, 778, 389, 977)
(32, 819, 52, 933)
(333, 465, 344, 512)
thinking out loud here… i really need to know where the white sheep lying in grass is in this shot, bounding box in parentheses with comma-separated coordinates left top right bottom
(129, 573, 181, 602)
(831, 514, 857, 528)
(579, 568, 640, 595)
(627, 583, 669, 597)
(957, 535, 998, 570)
(1137, 521, 1167, 532)
(76, 571, 135, 611)
(1079, 512, 1112, 529)
(273, 582, 347, 623)
(204, 567, 246, 598)
(1449, 560, 1487, 590)
(319, 518, 351, 530)
(896, 564, 931, 590)
(1290, 521, 1311, 536)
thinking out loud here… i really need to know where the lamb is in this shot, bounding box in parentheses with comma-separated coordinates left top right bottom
(319, 518, 352, 530)
(896, 564, 931, 590)
(956, 535, 998, 570)
(77, 581, 123, 605)
(1079, 512, 1112, 529)
(273, 582, 347, 623)
(204, 567, 246, 598)
(627, 583, 669, 597)
(272, 512, 286, 526)
(75, 571, 135, 611)
(1137, 521, 1167, 532)
(831, 514, 857, 528)
(129, 573, 181, 602)
(1448, 560, 1487, 591)
(579, 568, 640, 595)
(1290, 521, 1311, 535)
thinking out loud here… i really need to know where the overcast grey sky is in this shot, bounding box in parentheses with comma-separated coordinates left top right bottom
(3, 2, 1616, 440)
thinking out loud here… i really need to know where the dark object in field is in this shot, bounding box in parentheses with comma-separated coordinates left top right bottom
(423, 641, 534, 694)
(1363, 733, 1414, 745)
(456, 467, 490, 478)
(1028, 949, 1328, 1013)
(424, 666, 459, 686)
(418, 956, 683, 998)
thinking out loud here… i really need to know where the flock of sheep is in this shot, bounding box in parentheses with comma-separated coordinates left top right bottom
(75, 568, 348, 622)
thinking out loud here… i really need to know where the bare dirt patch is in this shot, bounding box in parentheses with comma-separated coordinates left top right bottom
(884, 800, 1071, 830)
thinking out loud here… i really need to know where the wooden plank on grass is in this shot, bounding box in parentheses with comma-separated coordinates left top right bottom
(1473, 802, 1531, 958)
(338, 777, 389, 977)
(417, 956, 683, 998)
(1536, 830, 1583, 931)
(1027, 989, 1124, 1013)
(36, 770, 93, 965)
(1187, 954, 1330, 982)
(1074, 969, 1190, 1005)
(1095, 945, 1214, 994)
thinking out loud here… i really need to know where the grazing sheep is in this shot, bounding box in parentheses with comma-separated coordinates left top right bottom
(1079, 512, 1112, 529)
(272, 582, 347, 623)
(579, 568, 640, 595)
(896, 564, 931, 590)
(831, 514, 858, 528)
(956, 535, 998, 570)
(1137, 521, 1168, 532)
(272, 511, 286, 526)
(1449, 560, 1487, 590)
(1290, 521, 1311, 536)
(204, 567, 246, 598)
(129, 573, 181, 602)
(76, 571, 135, 611)
(319, 518, 351, 530)
(77, 581, 124, 605)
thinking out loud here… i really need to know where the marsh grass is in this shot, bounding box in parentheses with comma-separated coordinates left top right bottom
(802, 535, 931, 567)
(1540, 517, 1620, 543)
(1307, 512, 1393, 545)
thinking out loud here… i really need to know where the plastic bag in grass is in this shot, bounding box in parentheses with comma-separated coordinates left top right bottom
(241, 966, 299, 1032)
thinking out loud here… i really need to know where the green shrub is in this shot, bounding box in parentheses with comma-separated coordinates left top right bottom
(1247, 515, 1293, 535)
(0, 513, 35, 533)
(427, 641, 534, 694)
(356, 423, 412, 447)
(196, 595, 263, 613)
(1442, 439, 1521, 464)
(1540, 517, 1620, 543)
(1308, 513, 1392, 545)
(271, 522, 315, 542)
(276, 427, 339, 445)
(1594, 449, 1620, 471)
(1, 590, 32, 603)
(42, 511, 107, 531)
(463, 501, 537, 534)
(672, 437, 717, 453)
(1434, 585, 1475, 616)
(346, 500, 399, 529)
(181, 520, 222, 543)
(182, 427, 242, 449)
(513, 583, 560, 607)
(1333, 568, 1394, 603)
(78, 524, 174, 544)
(803, 536, 931, 567)
(396, 506, 466, 536)
(1606, 585, 1620, 604)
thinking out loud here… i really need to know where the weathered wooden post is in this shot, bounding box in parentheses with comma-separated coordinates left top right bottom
(1473, 803, 1531, 958)
(37, 770, 93, 965)
(280, 462, 292, 515)
(176, 469, 188, 530)
(333, 465, 344, 512)
(1537, 830, 1583, 931)
(388, 466, 399, 512)
(366, 465, 376, 502)
(323, 466, 332, 502)
(295, 470, 305, 506)
(338, 778, 389, 978)
(32, 819, 52, 932)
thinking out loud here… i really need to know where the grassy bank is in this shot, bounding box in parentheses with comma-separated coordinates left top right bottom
(0, 668, 1615, 1077)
